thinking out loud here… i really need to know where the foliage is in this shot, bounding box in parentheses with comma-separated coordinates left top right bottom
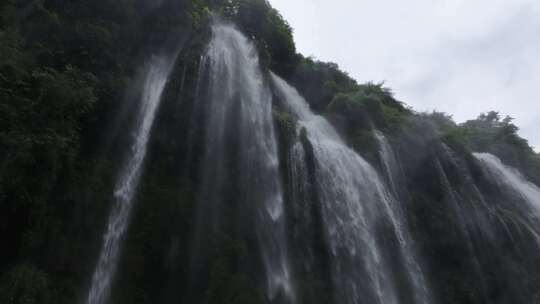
(0, 1, 210, 303)
(0, 24, 97, 268)
(289, 56, 357, 112)
(324, 82, 409, 156)
(461, 111, 529, 151)
(432, 111, 540, 183)
(0, 264, 52, 304)
(219, 0, 296, 75)
(2, 1, 540, 304)
(273, 109, 297, 143)
(206, 235, 261, 304)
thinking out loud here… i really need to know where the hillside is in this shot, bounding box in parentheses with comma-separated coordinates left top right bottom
(1, 1, 540, 304)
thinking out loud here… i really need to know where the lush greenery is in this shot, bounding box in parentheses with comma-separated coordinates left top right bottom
(2, 0, 539, 303)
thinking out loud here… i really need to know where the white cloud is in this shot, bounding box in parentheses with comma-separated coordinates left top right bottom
(269, 0, 540, 150)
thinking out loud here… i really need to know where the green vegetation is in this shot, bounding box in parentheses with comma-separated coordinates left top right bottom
(290, 57, 358, 112)
(0, 264, 52, 304)
(0, 0, 208, 302)
(2, 0, 539, 303)
(220, 0, 296, 75)
(425, 111, 540, 184)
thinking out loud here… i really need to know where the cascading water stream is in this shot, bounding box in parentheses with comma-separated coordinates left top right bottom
(374, 131, 401, 196)
(373, 131, 432, 304)
(474, 153, 540, 241)
(434, 156, 490, 303)
(86, 55, 176, 304)
(272, 73, 427, 304)
(194, 23, 294, 303)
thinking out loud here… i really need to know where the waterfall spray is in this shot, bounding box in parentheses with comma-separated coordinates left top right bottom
(272, 73, 415, 304)
(86, 55, 176, 304)
(192, 22, 295, 303)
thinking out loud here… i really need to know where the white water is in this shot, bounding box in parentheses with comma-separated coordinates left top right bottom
(272, 73, 413, 304)
(374, 131, 432, 304)
(198, 23, 294, 303)
(474, 153, 540, 212)
(86, 55, 175, 304)
(374, 131, 401, 196)
(474, 153, 540, 242)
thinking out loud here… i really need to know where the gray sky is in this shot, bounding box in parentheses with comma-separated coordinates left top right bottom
(268, 0, 540, 150)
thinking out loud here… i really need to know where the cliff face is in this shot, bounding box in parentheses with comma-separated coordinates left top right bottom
(1, 1, 540, 304)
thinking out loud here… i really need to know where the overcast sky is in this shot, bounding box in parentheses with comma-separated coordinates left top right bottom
(268, 0, 540, 150)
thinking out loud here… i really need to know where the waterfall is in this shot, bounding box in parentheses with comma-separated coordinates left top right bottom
(474, 153, 540, 211)
(86, 55, 176, 304)
(374, 131, 432, 304)
(195, 23, 294, 303)
(474, 153, 540, 241)
(434, 156, 490, 303)
(272, 73, 422, 304)
(374, 131, 402, 197)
